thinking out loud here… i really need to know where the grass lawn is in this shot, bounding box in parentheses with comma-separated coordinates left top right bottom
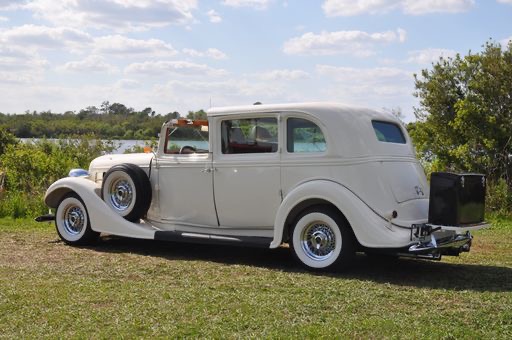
(1, 217, 511, 338)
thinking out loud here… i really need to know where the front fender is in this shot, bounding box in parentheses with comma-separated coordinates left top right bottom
(45, 177, 155, 239)
(45, 177, 99, 208)
(271, 180, 413, 249)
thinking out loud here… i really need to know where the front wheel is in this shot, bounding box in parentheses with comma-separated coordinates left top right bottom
(55, 193, 99, 245)
(290, 207, 355, 271)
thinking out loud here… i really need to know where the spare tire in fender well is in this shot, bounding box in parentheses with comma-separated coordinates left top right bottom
(101, 163, 152, 222)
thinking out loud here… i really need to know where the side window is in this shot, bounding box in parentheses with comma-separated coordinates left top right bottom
(372, 121, 406, 144)
(287, 118, 326, 153)
(221, 117, 278, 154)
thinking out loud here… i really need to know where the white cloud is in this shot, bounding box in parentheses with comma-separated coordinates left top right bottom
(322, 0, 474, 16)
(125, 60, 228, 77)
(403, 0, 474, 15)
(115, 79, 141, 89)
(283, 29, 406, 56)
(0, 25, 91, 50)
(316, 65, 412, 98)
(0, 45, 47, 72)
(222, 0, 271, 10)
(501, 36, 512, 46)
(58, 55, 118, 73)
(0, 0, 20, 10)
(497, 0, 512, 4)
(182, 48, 228, 60)
(154, 78, 287, 110)
(205, 48, 228, 60)
(93, 35, 177, 56)
(25, 0, 198, 31)
(207, 9, 222, 23)
(407, 48, 457, 64)
(0, 45, 47, 83)
(257, 69, 310, 81)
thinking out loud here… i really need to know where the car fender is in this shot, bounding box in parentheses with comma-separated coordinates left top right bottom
(271, 179, 412, 249)
(45, 177, 155, 239)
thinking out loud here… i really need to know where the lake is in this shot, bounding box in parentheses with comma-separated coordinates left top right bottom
(19, 138, 209, 154)
(20, 139, 324, 153)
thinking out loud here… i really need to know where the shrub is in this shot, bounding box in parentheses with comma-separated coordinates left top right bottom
(486, 179, 512, 216)
(0, 136, 116, 218)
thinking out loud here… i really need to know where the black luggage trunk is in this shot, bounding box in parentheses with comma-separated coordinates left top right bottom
(428, 172, 486, 226)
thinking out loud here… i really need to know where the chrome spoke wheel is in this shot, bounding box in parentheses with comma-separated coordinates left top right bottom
(300, 221, 337, 261)
(108, 178, 134, 213)
(63, 204, 85, 236)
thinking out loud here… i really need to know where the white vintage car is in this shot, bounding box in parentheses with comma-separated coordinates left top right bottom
(39, 103, 488, 270)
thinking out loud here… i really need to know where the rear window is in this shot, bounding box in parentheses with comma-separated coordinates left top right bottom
(372, 121, 406, 144)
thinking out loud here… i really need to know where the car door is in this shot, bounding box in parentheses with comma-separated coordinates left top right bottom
(213, 115, 282, 228)
(157, 124, 218, 227)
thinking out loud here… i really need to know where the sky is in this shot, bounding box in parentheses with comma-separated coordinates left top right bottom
(0, 0, 511, 121)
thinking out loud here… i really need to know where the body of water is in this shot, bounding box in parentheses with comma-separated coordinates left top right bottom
(20, 138, 324, 154)
(20, 138, 160, 154)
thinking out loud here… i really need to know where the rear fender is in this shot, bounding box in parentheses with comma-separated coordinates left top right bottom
(271, 180, 413, 249)
(45, 177, 155, 239)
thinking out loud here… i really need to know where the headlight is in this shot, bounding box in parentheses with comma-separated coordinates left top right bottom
(68, 169, 89, 177)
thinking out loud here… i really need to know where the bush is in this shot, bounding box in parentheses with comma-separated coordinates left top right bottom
(0, 129, 17, 156)
(0, 191, 47, 218)
(0, 136, 116, 218)
(486, 179, 512, 216)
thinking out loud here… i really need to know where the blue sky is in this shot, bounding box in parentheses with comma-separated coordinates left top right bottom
(0, 0, 511, 121)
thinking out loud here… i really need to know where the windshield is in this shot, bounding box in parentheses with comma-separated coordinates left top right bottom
(164, 121, 209, 154)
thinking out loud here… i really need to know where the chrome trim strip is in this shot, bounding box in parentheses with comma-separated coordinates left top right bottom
(426, 222, 490, 232)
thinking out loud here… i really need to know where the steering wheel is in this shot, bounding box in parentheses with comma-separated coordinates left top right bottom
(179, 145, 197, 154)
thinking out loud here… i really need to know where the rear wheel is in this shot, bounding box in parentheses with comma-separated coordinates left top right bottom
(55, 193, 99, 245)
(101, 164, 152, 222)
(290, 206, 355, 271)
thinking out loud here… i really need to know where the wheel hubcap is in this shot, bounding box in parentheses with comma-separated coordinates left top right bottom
(301, 222, 336, 261)
(63, 205, 85, 235)
(109, 178, 133, 212)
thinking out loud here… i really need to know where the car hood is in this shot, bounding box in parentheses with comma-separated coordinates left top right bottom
(89, 153, 154, 172)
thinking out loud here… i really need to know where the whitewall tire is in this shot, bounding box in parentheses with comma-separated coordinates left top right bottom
(55, 193, 99, 245)
(291, 207, 355, 271)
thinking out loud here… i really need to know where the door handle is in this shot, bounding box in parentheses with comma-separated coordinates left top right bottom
(201, 168, 216, 173)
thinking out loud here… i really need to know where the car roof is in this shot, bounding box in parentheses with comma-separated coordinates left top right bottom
(207, 102, 413, 158)
(207, 102, 394, 123)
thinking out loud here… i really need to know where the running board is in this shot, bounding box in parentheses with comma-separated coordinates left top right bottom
(154, 231, 272, 248)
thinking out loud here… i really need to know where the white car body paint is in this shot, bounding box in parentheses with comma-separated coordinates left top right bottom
(44, 102, 476, 251)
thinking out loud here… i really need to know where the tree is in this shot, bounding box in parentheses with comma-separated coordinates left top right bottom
(410, 41, 512, 187)
(166, 111, 180, 119)
(186, 110, 207, 120)
(0, 129, 17, 156)
(100, 101, 110, 115)
(109, 103, 132, 116)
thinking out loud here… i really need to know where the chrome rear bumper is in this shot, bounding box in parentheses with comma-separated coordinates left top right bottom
(404, 222, 490, 259)
(408, 232, 472, 255)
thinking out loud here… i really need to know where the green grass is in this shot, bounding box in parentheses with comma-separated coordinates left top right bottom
(1, 217, 511, 338)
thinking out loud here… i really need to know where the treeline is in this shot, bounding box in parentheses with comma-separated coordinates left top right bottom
(0, 101, 207, 140)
